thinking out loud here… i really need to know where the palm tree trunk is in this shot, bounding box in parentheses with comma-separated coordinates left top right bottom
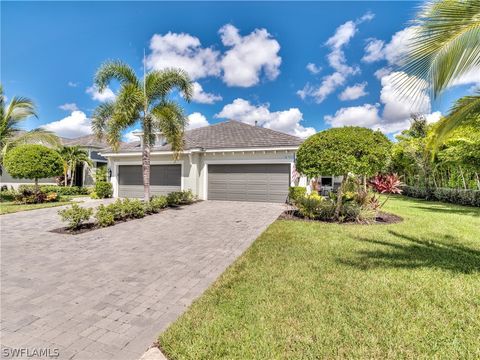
(34, 178, 39, 202)
(475, 172, 480, 190)
(70, 164, 75, 187)
(459, 166, 467, 190)
(142, 142, 151, 202)
(334, 175, 346, 221)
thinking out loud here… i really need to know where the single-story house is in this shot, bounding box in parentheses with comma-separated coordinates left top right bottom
(0, 134, 109, 189)
(102, 120, 309, 203)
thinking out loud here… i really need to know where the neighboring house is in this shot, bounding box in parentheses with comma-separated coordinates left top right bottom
(101, 120, 305, 203)
(0, 134, 109, 189)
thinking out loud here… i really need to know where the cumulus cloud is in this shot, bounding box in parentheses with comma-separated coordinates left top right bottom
(298, 12, 372, 103)
(362, 38, 385, 63)
(190, 82, 222, 104)
(215, 98, 316, 138)
(339, 82, 368, 101)
(123, 130, 140, 143)
(187, 112, 210, 130)
(59, 103, 79, 111)
(306, 63, 321, 74)
(146, 32, 221, 80)
(43, 111, 92, 138)
(86, 85, 116, 102)
(67, 81, 78, 87)
(324, 71, 441, 134)
(219, 24, 281, 87)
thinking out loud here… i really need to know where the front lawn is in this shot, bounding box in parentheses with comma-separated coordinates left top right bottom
(0, 197, 82, 215)
(159, 196, 480, 359)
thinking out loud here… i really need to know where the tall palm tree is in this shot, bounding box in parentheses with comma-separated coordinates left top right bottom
(58, 146, 92, 187)
(398, 0, 480, 143)
(92, 60, 192, 201)
(0, 85, 59, 165)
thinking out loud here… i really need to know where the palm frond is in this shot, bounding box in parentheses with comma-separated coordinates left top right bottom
(398, 0, 480, 98)
(91, 101, 115, 140)
(145, 68, 193, 103)
(151, 101, 187, 158)
(94, 60, 139, 91)
(429, 92, 480, 150)
(4, 96, 37, 125)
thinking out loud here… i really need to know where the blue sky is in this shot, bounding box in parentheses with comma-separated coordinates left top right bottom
(2, 1, 478, 140)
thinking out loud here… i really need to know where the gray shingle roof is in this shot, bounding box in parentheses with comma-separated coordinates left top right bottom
(61, 134, 110, 148)
(107, 120, 303, 153)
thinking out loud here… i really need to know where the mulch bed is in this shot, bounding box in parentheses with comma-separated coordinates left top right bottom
(278, 210, 403, 225)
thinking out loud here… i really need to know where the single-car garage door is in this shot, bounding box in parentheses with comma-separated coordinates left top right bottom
(118, 164, 181, 198)
(208, 164, 290, 203)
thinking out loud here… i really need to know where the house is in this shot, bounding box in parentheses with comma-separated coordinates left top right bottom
(0, 134, 109, 189)
(101, 120, 306, 203)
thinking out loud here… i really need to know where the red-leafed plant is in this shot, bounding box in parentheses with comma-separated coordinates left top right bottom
(369, 173, 403, 207)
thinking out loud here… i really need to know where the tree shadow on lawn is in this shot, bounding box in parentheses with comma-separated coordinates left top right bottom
(339, 230, 480, 274)
(391, 196, 480, 216)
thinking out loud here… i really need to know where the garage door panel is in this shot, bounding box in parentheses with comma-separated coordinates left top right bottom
(118, 165, 181, 198)
(208, 164, 290, 203)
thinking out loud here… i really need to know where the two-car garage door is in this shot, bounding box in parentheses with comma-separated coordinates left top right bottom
(118, 165, 181, 198)
(207, 164, 290, 203)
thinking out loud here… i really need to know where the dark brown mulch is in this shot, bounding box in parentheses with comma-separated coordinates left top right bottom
(278, 210, 403, 225)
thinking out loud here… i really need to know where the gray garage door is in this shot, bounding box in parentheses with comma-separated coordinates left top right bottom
(208, 164, 290, 203)
(118, 164, 181, 198)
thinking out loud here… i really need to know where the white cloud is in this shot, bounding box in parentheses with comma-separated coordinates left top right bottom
(43, 111, 91, 138)
(425, 111, 442, 124)
(339, 82, 368, 101)
(123, 130, 140, 143)
(362, 38, 385, 63)
(450, 67, 480, 87)
(59, 103, 78, 111)
(324, 71, 441, 134)
(68, 81, 78, 87)
(146, 32, 221, 80)
(219, 24, 281, 87)
(187, 112, 210, 130)
(374, 67, 392, 80)
(215, 98, 315, 138)
(86, 85, 116, 102)
(298, 13, 371, 103)
(325, 103, 381, 128)
(306, 63, 321, 74)
(190, 82, 222, 104)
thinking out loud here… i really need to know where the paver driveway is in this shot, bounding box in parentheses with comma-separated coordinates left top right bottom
(0, 200, 284, 360)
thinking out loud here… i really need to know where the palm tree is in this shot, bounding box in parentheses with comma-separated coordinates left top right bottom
(92, 60, 192, 201)
(0, 85, 59, 165)
(398, 0, 480, 142)
(57, 146, 92, 187)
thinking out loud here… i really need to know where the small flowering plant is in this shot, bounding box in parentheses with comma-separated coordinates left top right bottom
(369, 173, 403, 207)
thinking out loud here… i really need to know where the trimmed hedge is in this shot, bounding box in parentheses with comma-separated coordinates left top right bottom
(402, 186, 480, 207)
(18, 185, 91, 196)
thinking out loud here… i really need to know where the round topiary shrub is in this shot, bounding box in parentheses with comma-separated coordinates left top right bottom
(4, 144, 63, 200)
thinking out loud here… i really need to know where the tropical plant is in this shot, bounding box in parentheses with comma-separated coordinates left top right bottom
(369, 173, 403, 207)
(58, 204, 93, 230)
(91, 60, 193, 201)
(57, 146, 92, 187)
(94, 181, 113, 198)
(0, 85, 59, 165)
(296, 127, 391, 219)
(3, 144, 63, 199)
(399, 0, 480, 142)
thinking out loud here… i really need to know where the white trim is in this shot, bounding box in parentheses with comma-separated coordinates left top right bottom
(204, 146, 298, 153)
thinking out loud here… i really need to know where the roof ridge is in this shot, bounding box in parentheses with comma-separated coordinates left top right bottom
(226, 119, 303, 140)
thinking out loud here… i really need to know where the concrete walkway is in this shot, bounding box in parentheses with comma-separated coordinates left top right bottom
(0, 200, 284, 360)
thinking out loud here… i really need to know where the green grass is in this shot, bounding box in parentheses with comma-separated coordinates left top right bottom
(159, 196, 480, 359)
(0, 198, 80, 215)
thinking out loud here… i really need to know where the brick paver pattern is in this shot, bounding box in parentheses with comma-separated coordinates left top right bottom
(1, 200, 284, 360)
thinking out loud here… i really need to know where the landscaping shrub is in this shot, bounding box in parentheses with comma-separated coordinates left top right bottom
(13, 188, 60, 204)
(166, 190, 196, 206)
(94, 181, 113, 198)
(288, 186, 306, 204)
(296, 193, 324, 220)
(145, 195, 168, 214)
(18, 185, 91, 196)
(0, 189, 17, 202)
(121, 198, 145, 218)
(402, 186, 480, 207)
(106, 199, 125, 221)
(95, 205, 115, 227)
(58, 204, 93, 229)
